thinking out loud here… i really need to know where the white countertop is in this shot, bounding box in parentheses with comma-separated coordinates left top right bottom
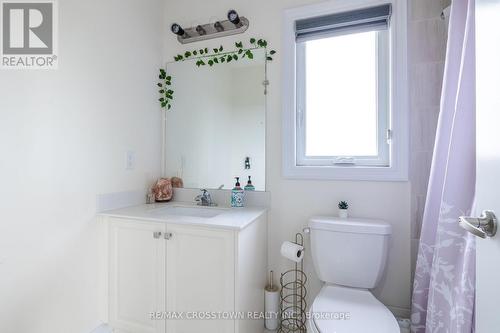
(98, 202, 267, 231)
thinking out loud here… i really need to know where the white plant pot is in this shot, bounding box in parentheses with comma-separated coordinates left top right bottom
(339, 209, 348, 218)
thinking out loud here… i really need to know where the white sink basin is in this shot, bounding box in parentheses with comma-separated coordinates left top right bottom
(150, 205, 227, 218)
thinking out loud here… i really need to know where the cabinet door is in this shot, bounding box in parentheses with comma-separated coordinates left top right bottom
(165, 225, 235, 333)
(109, 219, 166, 333)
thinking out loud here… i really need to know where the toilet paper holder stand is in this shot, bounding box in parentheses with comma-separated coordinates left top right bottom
(278, 232, 307, 333)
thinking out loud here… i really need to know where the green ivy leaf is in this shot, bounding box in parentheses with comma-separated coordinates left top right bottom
(193, 50, 198, 55)
(213, 57, 219, 63)
(208, 60, 214, 66)
(250, 38, 256, 44)
(161, 102, 167, 108)
(157, 83, 163, 87)
(235, 41, 243, 48)
(246, 50, 254, 59)
(184, 51, 192, 57)
(166, 76, 171, 81)
(257, 39, 268, 48)
(165, 81, 171, 85)
(220, 57, 225, 63)
(267, 57, 273, 61)
(200, 49, 204, 55)
(270, 50, 276, 55)
(238, 49, 243, 54)
(219, 46, 223, 52)
(159, 98, 165, 102)
(213, 48, 219, 53)
(167, 90, 173, 94)
(204, 48, 208, 53)
(233, 54, 238, 61)
(227, 55, 232, 62)
(167, 104, 171, 110)
(159, 89, 165, 93)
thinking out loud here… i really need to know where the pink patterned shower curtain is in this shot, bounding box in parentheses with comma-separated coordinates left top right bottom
(411, 0, 476, 332)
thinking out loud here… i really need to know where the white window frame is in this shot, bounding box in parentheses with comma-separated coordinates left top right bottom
(282, 0, 408, 181)
(296, 31, 390, 167)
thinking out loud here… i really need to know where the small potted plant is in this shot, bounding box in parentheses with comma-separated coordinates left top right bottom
(338, 201, 349, 218)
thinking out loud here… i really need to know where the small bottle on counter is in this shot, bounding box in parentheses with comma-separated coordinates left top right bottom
(231, 177, 245, 208)
(244, 176, 255, 191)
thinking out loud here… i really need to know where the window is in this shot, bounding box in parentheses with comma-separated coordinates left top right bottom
(297, 30, 389, 167)
(283, 1, 408, 181)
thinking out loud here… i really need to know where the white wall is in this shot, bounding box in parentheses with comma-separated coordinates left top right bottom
(0, 0, 164, 332)
(163, 0, 412, 315)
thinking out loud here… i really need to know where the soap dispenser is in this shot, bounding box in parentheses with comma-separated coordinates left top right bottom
(231, 177, 245, 207)
(244, 176, 255, 191)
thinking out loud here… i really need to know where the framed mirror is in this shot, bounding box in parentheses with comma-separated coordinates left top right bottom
(163, 48, 266, 191)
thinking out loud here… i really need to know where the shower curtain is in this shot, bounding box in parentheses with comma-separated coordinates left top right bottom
(411, 1, 476, 333)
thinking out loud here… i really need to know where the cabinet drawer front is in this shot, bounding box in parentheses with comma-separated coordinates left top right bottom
(166, 226, 235, 333)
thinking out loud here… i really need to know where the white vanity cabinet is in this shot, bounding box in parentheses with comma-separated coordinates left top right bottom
(104, 210, 267, 333)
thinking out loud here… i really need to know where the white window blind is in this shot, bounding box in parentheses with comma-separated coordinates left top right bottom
(295, 4, 392, 42)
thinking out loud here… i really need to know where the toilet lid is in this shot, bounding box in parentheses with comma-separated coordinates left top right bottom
(311, 285, 400, 333)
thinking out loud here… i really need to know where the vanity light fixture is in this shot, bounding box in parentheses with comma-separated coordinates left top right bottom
(171, 23, 188, 37)
(196, 25, 207, 36)
(214, 21, 224, 32)
(170, 9, 249, 44)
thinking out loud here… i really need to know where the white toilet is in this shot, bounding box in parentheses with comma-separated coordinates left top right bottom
(307, 216, 400, 333)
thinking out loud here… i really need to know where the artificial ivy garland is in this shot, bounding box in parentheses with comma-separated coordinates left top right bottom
(157, 69, 173, 110)
(158, 37, 276, 110)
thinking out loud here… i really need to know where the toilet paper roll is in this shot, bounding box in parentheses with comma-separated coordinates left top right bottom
(265, 286, 280, 330)
(280, 241, 304, 263)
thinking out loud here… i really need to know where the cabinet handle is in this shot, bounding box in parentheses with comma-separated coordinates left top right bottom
(153, 231, 163, 239)
(164, 232, 173, 240)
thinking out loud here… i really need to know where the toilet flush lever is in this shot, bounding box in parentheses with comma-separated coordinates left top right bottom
(459, 210, 497, 239)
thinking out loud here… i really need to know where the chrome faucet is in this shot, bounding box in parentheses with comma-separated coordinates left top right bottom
(194, 189, 216, 206)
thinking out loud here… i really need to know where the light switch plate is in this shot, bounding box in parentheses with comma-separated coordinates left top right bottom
(126, 150, 136, 170)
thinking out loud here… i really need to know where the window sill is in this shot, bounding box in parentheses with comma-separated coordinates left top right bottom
(283, 164, 408, 182)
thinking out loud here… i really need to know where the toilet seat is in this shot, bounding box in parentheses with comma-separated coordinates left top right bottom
(308, 285, 400, 333)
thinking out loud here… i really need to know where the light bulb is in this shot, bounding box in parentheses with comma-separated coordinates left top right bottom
(171, 23, 185, 36)
(227, 10, 241, 26)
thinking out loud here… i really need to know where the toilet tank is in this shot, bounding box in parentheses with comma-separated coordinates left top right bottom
(309, 217, 392, 289)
